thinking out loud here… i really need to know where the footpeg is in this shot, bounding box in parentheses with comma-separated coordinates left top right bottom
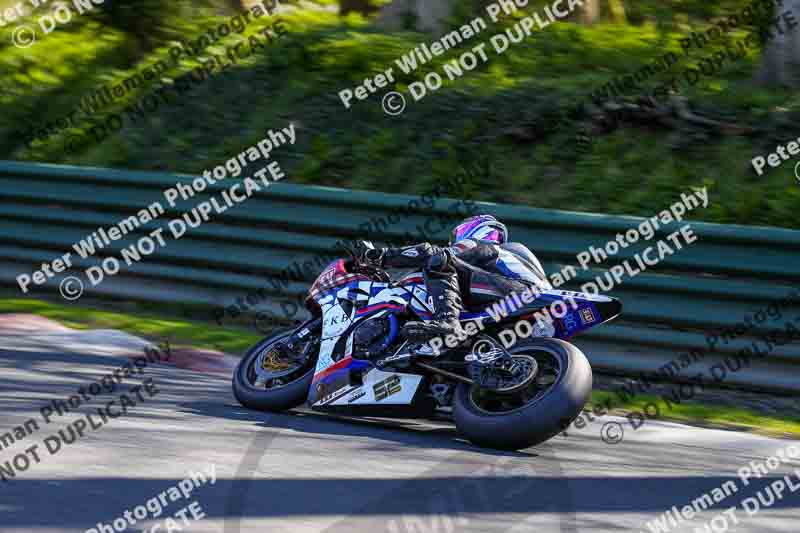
(375, 341, 414, 369)
(376, 339, 445, 369)
(465, 337, 526, 390)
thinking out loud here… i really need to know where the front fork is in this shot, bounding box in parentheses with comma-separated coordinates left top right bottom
(283, 316, 323, 354)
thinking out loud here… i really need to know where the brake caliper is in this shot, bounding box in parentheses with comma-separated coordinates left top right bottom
(465, 338, 531, 390)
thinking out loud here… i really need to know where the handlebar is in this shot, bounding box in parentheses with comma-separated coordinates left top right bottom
(341, 240, 392, 283)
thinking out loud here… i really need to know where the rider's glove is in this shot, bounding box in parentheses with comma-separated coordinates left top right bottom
(361, 247, 385, 266)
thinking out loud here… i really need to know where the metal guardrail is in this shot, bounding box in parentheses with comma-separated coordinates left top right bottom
(0, 161, 798, 393)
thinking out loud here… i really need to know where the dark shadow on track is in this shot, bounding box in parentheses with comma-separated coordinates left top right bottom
(180, 399, 536, 456)
(2, 475, 797, 528)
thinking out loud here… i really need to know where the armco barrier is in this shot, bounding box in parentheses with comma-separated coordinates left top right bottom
(0, 161, 798, 393)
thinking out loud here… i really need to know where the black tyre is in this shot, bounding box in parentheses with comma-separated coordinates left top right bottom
(232, 329, 318, 412)
(453, 338, 592, 450)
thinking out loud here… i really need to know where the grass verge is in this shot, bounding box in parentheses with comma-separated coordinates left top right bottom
(0, 298, 262, 355)
(589, 390, 800, 440)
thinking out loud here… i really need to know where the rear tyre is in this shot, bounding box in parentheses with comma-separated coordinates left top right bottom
(453, 338, 592, 450)
(232, 329, 317, 412)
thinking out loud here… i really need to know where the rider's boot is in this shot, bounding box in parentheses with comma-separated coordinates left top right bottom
(377, 274, 464, 369)
(403, 270, 464, 352)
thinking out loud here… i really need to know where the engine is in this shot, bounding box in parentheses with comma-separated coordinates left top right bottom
(352, 318, 390, 359)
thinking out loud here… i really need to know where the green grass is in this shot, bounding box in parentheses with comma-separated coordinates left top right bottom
(589, 390, 800, 439)
(2, 4, 799, 229)
(0, 298, 262, 354)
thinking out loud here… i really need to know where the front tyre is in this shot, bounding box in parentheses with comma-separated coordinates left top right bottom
(233, 329, 318, 412)
(453, 338, 592, 450)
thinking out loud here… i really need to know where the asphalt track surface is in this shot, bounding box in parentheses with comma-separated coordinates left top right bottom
(1, 331, 799, 533)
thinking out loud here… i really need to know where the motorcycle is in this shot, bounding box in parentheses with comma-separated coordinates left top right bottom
(233, 241, 621, 450)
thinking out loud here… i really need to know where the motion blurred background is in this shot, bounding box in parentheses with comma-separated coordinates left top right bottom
(1, 0, 799, 228)
(0, 0, 799, 439)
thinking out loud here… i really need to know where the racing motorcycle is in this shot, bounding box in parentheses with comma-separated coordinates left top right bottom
(233, 241, 621, 450)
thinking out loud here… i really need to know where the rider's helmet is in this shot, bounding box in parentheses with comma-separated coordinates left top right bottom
(450, 214, 508, 245)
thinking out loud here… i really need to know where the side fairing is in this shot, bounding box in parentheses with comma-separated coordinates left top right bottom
(327, 369, 424, 406)
(541, 289, 621, 339)
(307, 279, 430, 406)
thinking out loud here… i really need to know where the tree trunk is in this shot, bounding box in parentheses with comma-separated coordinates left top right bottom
(581, 0, 600, 24)
(757, 0, 800, 87)
(376, 0, 456, 33)
(608, 0, 627, 24)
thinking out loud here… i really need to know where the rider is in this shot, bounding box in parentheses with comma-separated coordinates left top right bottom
(361, 214, 548, 353)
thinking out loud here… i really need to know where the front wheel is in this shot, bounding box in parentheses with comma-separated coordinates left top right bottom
(453, 337, 592, 450)
(232, 328, 318, 412)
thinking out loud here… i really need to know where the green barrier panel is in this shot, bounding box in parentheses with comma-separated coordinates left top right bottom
(1, 161, 798, 392)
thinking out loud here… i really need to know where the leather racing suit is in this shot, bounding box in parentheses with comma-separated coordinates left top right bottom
(367, 238, 548, 344)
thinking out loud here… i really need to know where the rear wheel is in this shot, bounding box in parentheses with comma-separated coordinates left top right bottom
(453, 337, 592, 450)
(232, 329, 319, 412)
